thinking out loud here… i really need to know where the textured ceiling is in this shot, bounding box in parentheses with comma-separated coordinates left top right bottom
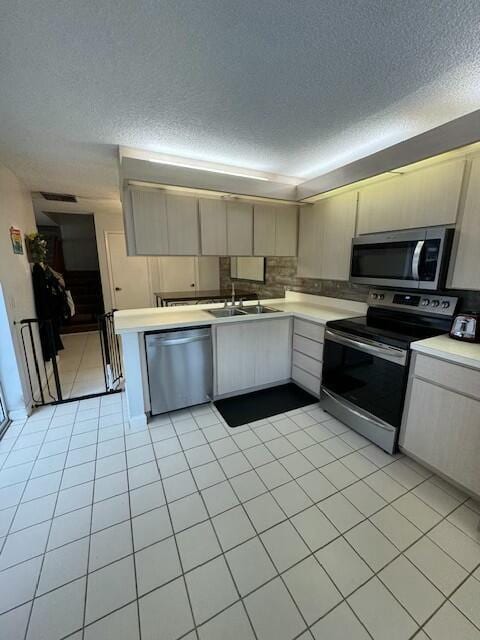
(1, 0, 480, 199)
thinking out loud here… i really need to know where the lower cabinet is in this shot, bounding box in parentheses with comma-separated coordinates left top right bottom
(401, 355, 480, 496)
(215, 318, 292, 396)
(291, 318, 324, 396)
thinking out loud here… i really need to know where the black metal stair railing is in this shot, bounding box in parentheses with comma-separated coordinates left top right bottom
(98, 310, 123, 391)
(16, 314, 123, 407)
(18, 318, 63, 405)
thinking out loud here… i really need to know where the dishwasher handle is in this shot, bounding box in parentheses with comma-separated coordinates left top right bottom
(153, 334, 210, 347)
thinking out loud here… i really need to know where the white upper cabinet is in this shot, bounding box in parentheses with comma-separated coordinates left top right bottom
(130, 188, 169, 255)
(357, 158, 465, 235)
(450, 157, 480, 290)
(275, 206, 298, 256)
(253, 204, 276, 255)
(199, 198, 227, 255)
(254, 204, 298, 256)
(226, 201, 253, 256)
(126, 187, 199, 255)
(297, 191, 357, 280)
(165, 194, 200, 255)
(124, 186, 298, 257)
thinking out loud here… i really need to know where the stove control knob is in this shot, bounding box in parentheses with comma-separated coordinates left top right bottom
(422, 299, 430, 306)
(378, 294, 385, 300)
(372, 293, 378, 299)
(431, 300, 440, 308)
(441, 301, 450, 309)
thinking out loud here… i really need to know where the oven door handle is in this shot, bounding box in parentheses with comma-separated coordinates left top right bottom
(321, 388, 396, 433)
(324, 329, 407, 365)
(411, 240, 425, 281)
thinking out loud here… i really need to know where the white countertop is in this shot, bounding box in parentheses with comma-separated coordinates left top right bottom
(412, 333, 480, 370)
(114, 291, 368, 335)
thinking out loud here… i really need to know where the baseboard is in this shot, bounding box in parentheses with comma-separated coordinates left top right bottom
(126, 413, 148, 429)
(9, 406, 30, 421)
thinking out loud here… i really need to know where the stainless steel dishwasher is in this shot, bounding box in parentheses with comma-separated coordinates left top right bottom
(145, 326, 213, 415)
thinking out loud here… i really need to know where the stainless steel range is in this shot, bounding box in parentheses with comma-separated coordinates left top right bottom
(320, 289, 458, 453)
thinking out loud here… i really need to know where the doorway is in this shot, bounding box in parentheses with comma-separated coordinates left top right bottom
(36, 212, 105, 333)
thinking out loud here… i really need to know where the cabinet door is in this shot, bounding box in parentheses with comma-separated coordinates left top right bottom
(227, 202, 253, 255)
(297, 193, 356, 279)
(357, 158, 465, 234)
(297, 205, 323, 278)
(130, 188, 169, 255)
(166, 194, 199, 255)
(199, 199, 227, 255)
(215, 323, 255, 395)
(275, 206, 298, 256)
(253, 205, 276, 256)
(402, 378, 480, 495)
(319, 192, 357, 280)
(450, 157, 480, 290)
(254, 318, 292, 386)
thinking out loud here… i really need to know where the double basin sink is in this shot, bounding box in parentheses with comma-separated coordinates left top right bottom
(208, 305, 281, 318)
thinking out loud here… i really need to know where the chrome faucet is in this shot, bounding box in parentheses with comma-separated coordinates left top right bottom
(231, 282, 236, 306)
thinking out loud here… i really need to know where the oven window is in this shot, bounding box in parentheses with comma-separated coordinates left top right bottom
(322, 338, 407, 427)
(351, 241, 418, 280)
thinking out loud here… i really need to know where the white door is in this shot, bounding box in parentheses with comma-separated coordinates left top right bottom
(106, 232, 152, 309)
(159, 257, 197, 292)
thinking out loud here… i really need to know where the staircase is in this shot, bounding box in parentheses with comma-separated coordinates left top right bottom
(62, 271, 104, 334)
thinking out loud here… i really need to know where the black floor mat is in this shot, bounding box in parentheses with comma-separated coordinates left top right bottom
(214, 383, 318, 428)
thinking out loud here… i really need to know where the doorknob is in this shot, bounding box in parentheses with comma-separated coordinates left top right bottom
(190, 283, 195, 288)
(115, 287, 122, 291)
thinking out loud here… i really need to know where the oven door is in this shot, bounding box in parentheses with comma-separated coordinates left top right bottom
(320, 329, 409, 452)
(350, 228, 447, 290)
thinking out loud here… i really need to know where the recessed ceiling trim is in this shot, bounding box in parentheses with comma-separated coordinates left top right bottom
(120, 147, 301, 185)
(297, 109, 480, 201)
(126, 180, 310, 206)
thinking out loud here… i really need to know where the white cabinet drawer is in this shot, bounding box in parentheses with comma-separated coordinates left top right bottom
(293, 334, 323, 361)
(292, 365, 320, 396)
(414, 353, 480, 400)
(292, 350, 322, 377)
(294, 319, 325, 343)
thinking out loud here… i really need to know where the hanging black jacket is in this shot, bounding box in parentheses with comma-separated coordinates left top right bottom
(32, 263, 70, 361)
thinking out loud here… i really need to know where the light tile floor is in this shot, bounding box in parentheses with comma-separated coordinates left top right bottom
(49, 333, 106, 401)
(0, 395, 479, 639)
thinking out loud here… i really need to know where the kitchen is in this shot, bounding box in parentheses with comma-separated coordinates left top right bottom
(116, 140, 480, 497)
(113, 136, 480, 638)
(1, 3, 480, 640)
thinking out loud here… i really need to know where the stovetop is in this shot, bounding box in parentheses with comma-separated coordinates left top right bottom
(326, 289, 459, 349)
(327, 314, 448, 349)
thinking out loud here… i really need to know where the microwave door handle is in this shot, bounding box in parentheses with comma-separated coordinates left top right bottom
(412, 240, 425, 280)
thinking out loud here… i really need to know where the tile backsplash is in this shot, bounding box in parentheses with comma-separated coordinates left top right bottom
(219, 257, 480, 313)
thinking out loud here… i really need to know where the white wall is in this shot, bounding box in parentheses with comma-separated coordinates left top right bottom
(0, 163, 39, 418)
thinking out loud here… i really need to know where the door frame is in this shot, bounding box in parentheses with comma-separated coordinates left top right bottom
(105, 231, 154, 309)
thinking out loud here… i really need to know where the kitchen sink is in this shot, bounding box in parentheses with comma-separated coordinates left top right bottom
(240, 305, 281, 314)
(208, 308, 248, 318)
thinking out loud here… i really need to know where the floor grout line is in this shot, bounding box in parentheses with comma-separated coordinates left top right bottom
(0, 397, 479, 640)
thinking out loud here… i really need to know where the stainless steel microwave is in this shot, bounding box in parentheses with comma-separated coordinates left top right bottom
(350, 227, 454, 290)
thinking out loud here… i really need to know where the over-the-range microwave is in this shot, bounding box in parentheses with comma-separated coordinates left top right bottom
(350, 226, 454, 290)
